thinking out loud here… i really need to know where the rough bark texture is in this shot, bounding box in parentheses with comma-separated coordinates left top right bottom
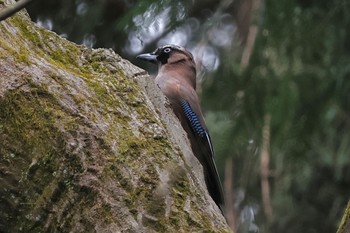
(0, 1, 230, 232)
(337, 201, 350, 233)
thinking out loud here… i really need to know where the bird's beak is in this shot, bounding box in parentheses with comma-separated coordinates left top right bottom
(136, 53, 158, 64)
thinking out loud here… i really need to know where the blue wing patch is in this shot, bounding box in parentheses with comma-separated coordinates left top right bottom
(180, 101, 206, 137)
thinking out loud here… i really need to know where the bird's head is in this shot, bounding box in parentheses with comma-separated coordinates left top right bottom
(137, 44, 195, 67)
(137, 44, 197, 88)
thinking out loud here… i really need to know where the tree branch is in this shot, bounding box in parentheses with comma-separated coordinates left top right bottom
(260, 113, 273, 221)
(224, 158, 237, 231)
(0, 0, 32, 21)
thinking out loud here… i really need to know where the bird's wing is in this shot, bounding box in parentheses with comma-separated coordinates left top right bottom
(179, 98, 224, 209)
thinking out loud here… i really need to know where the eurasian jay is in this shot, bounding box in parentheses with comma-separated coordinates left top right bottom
(137, 44, 224, 211)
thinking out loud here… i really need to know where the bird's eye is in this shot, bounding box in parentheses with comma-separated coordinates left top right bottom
(163, 48, 171, 53)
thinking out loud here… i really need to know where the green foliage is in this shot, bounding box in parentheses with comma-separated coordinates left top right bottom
(204, 0, 350, 232)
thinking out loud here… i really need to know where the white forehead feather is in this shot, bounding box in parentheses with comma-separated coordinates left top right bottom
(159, 44, 186, 52)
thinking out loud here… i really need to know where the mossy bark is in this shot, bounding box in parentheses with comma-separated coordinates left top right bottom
(337, 201, 350, 233)
(0, 1, 230, 232)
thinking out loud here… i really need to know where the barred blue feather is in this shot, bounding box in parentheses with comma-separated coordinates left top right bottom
(181, 101, 206, 137)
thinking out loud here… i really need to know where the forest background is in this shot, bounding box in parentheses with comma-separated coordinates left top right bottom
(20, 0, 350, 232)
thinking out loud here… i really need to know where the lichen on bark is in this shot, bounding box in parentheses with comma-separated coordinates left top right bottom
(0, 1, 230, 232)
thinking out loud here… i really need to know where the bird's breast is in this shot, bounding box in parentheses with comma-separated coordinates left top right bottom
(155, 76, 183, 104)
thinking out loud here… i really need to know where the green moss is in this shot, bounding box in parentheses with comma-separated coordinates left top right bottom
(102, 123, 174, 228)
(49, 46, 79, 69)
(9, 16, 43, 48)
(337, 201, 350, 233)
(170, 169, 191, 212)
(90, 60, 109, 73)
(0, 91, 58, 153)
(185, 213, 204, 229)
(0, 37, 30, 64)
(0, 85, 86, 231)
(7, 14, 82, 74)
(18, 44, 31, 64)
(108, 163, 133, 192)
(100, 204, 114, 224)
(142, 214, 167, 232)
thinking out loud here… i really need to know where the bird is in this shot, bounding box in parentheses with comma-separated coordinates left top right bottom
(137, 44, 224, 212)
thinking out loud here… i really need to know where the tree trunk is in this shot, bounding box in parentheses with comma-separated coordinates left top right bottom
(337, 201, 350, 233)
(0, 1, 230, 232)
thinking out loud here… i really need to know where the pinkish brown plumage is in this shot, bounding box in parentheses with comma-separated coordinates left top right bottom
(137, 45, 224, 212)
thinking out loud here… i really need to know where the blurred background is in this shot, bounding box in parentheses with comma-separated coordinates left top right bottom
(25, 0, 350, 232)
